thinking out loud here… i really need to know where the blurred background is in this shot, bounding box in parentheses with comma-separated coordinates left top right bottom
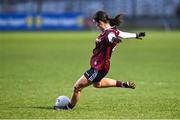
(0, 0, 180, 30)
(1, 1, 180, 119)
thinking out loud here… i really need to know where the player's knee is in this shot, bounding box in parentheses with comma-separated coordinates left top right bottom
(73, 84, 81, 92)
(93, 82, 101, 88)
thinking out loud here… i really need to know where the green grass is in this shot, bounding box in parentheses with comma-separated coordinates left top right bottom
(0, 30, 180, 119)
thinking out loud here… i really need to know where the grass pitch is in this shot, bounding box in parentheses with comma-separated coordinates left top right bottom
(0, 30, 180, 119)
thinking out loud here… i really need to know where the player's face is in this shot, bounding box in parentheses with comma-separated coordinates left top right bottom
(93, 20, 103, 31)
(93, 20, 99, 27)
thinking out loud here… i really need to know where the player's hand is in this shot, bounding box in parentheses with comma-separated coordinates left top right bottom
(136, 32, 145, 40)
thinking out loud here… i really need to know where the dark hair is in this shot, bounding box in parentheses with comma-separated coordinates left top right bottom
(93, 11, 123, 26)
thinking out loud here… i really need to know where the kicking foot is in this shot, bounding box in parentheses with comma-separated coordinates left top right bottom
(124, 81, 136, 89)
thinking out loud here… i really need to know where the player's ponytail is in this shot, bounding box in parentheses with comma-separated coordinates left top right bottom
(93, 11, 123, 27)
(108, 14, 123, 26)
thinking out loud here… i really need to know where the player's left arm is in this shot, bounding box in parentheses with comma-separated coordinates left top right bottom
(108, 31, 146, 43)
(108, 32, 122, 43)
(119, 31, 146, 40)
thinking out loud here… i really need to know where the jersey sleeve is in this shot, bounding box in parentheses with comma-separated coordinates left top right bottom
(118, 30, 136, 39)
(107, 32, 116, 43)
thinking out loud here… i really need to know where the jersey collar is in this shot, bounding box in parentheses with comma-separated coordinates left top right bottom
(104, 26, 112, 31)
(101, 26, 112, 34)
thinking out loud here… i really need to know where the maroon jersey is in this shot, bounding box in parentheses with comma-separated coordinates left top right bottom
(90, 27, 120, 71)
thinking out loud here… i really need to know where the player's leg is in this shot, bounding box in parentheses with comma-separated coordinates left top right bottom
(54, 75, 91, 110)
(68, 75, 92, 109)
(93, 78, 136, 89)
(56, 68, 97, 110)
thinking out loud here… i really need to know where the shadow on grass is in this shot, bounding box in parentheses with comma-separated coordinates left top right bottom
(10, 106, 53, 110)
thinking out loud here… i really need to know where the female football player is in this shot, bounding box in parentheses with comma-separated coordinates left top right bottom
(54, 11, 145, 110)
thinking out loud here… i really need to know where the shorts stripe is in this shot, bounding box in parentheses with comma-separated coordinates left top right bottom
(89, 69, 98, 81)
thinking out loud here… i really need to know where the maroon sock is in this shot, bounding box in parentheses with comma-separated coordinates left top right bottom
(68, 103, 74, 109)
(116, 80, 123, 87)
